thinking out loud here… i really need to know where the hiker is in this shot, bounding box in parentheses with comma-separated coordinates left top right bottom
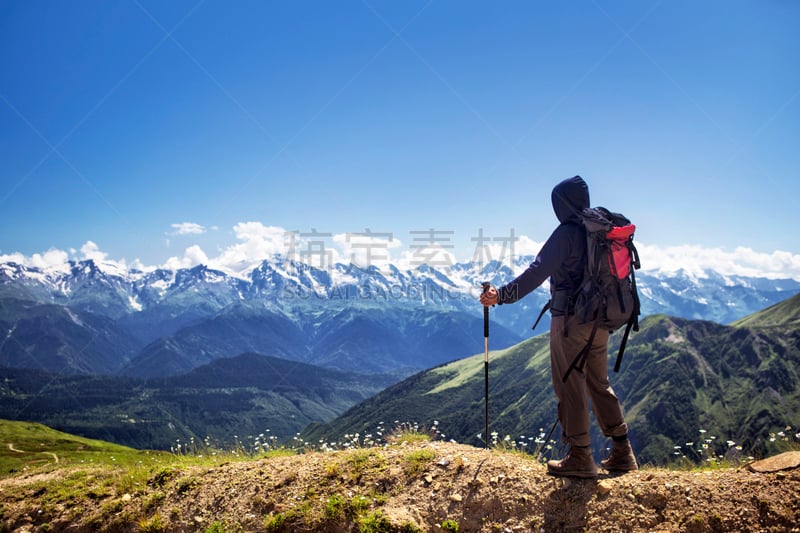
(479, 175, 637, 478)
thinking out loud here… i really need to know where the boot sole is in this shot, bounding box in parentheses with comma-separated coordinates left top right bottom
(601, 461, 638, 472)
(546, 469, 598, 479)
(602, 466, 638, 473)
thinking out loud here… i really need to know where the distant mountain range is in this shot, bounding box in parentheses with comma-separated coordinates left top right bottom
(1, 255, 798, 458)
(2, 256, 798, 378)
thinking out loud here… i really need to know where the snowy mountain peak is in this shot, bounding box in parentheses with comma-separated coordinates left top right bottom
(1, 256, 799, 338)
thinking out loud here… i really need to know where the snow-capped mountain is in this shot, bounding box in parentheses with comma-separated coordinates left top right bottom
(1, 256, 798, 378)
(3, 256, 797, 330)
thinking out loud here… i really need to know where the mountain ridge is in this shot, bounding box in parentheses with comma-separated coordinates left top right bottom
(2, 255, 798, 379)
(0, 352, 395, 450)
(3, 257, 798, 337)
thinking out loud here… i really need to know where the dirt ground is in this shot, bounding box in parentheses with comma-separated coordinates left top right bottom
(2, 441, 799, 532)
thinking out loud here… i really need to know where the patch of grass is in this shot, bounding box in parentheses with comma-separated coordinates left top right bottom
(324, 461, 340, 478)
(345, 449, 384, 482)
(175, 475, 197, 495)
(138, 514, 166, 533)
(263, 512, 286, 532)
(347, 450, 375, 469)
(148, 467, 177, 488)
(324, 494, 346, 520)
(263, 503, 312, 532)
(441, 519, 460, 532)
(356, 510, 423, 533)
(362, 487, 389, 506)
(388, 431, 431, 444)
(33, 469, 100, 507)
(142, 490, 166, 512)
(260, 448, 296, 459)
(204, 521, 229, 533)
(385, 421, 440, 444)
(402, 448, 436, 477)
(348, 494, 371, 517)
(358, 510, 392, 533)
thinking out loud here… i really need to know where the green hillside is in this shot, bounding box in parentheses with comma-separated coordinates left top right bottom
(732, 292, 800, 328)
(304, 334, 554, 449)
(304, 296, 800, 465)
(0, 353, 394, 450)
(0, 419, 157, 477)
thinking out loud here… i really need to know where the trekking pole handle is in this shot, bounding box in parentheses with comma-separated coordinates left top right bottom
(481, 282, 491, 339)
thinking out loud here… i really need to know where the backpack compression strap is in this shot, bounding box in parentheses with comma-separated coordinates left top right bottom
(613, 239, 641, 372)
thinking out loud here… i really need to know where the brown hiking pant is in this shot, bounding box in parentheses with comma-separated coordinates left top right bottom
(550, 315, 629, 447)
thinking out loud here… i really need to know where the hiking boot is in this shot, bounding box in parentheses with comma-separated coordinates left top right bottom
(547, 446, 598, 478)
(601, 439, 638, 472)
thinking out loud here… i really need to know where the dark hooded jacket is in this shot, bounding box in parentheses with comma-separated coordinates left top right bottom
(496, 175, 589, 315)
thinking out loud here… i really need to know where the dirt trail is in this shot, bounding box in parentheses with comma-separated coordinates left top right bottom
(6, 442, 59, 463)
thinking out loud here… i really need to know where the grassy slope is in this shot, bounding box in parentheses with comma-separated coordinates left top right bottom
(303, 334, 554, 449)
(732, 292, 800, 328)
(0, 419, 158, 477)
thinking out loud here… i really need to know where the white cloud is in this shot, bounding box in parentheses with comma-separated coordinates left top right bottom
(170, 222, 206, 235)
(637, 243, 800, 280)
(0, 251, 26, 264)
(80, 241, 108, 262)
(0, 248, 71, 274)
(162, 245, 209, 271)
(0, 242, 138, 277)
(159, 223, 297, 276)
(36, 249, 71, 270)
(209, 222, 292, 275)
(78, 241, 133, 276)
(2, 225, 799, 281)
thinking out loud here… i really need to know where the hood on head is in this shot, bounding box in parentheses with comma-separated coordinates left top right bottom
(551, 175, 590, 223)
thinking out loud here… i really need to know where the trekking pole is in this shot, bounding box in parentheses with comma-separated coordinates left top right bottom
(481, 282, 491, 449)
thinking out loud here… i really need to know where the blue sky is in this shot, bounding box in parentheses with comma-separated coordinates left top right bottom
(1, 1, 799, 277)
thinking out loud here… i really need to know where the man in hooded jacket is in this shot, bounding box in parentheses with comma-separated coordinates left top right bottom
(480, 175, 637, 478)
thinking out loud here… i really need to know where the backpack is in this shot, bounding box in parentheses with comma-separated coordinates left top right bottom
(533, 206, 641, 381)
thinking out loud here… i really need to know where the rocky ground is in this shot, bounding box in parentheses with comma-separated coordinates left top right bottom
(1, 440, 799, 532)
